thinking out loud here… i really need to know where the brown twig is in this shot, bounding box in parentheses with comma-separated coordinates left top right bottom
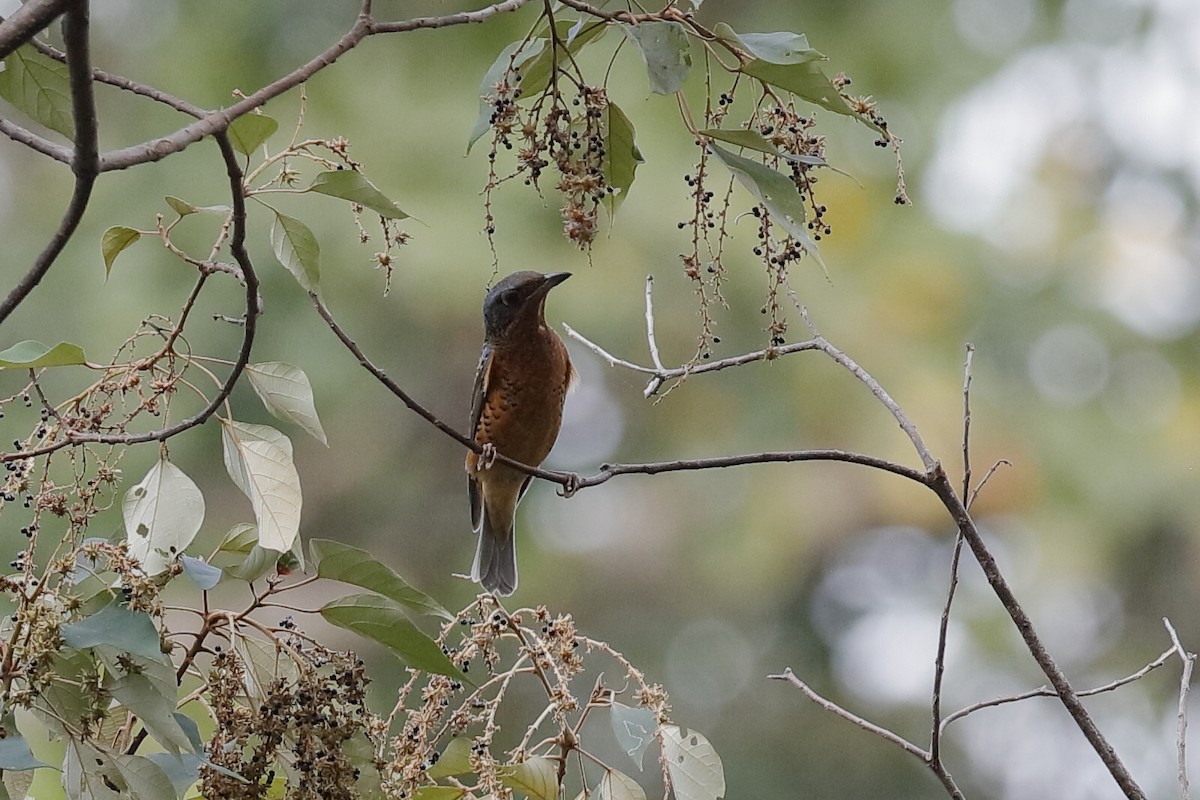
(0, 0, 71, 60)
(1163, 618, 1195, 799)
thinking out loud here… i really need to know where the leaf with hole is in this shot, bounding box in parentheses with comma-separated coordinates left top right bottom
(101, 227, 141, 276)
(311, 539, 450, 619)
(0, 45, 73, 137)
(708, 144, 824, 270)
(123, 457, 205, 575)
(307, 171, 410, 220)
(0, 340, 87, 369)
(320, 593, 471, 683)
(220, 421, 303, 553)
(660, 726, 725, 800)
(227, 113, 278, 155)
(269, 211, 321, 295)
(500, 756, 558, 800)
(245, 362, 327, 445)
(622, 21, 691, 94)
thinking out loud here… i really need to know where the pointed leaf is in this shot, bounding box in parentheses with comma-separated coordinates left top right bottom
(708, 144, 823, 268)
(164, 196, 230, 217)
(740, 59, 864, 122)
(269, 211, 321, 294)
(0, 718, 50, 771)
(307, 171, 410, 220)
(599, 769, 645, 800)
(699, 129, 826, 166)
(101, 226, 141, 276)
(602, 103, 643, 217)
(311, 539, 450, 619)
(61, 601, 165, 662)
(180, 555, 222, 590)
(660, 726, 725, 800)
(123, 457, 205, 575)
(622, 22, 691, 94)
(245, 362, 328, 445)
(221, 421, 302, 553)
(500, 756, 558, 800)
(610, 703, 656, 770)
(712, 24, 821, 65)
(145, 752, 201, 798)
(319, 594, 470, 683)
(109, 672, 194, 756)
(427, 738, 472, 779)
(227, 113, 278, 156)
(0, 45, 73, 137)
(219, 522, 259, 553)
(0, 340, 87, 369)
(467, 39, 546, 153)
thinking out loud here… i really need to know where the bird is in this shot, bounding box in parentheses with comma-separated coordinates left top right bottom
(466, 270, 573, 596)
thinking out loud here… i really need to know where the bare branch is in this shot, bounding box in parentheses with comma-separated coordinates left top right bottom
(1164, 618, 1196, 800)
(644, 275, 665, 373)
(0, 0, 70, 60)
(941, 645, 1177, 731)
(961, 343, 974, 498)
(0, 0, 98, 326)
(0, 117, 73, 163)
(770, 667, 965, 799)
(967, 458, 1011, 509)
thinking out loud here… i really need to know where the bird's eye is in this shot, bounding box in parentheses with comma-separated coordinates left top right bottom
(500, 289, 521, 307)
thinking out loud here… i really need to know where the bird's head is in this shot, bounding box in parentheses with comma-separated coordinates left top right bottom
(482, 271, 571, 340)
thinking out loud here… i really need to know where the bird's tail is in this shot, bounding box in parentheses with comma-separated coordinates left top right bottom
(472, 519, 518, 596)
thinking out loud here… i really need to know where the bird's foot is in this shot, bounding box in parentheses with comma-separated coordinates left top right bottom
(478, 443, 497, 470)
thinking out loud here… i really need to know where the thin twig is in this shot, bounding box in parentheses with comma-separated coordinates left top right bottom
(0, 0, 98, 326)
(644, 275, 665, 372)
(0, 0, 71, 60)
(961, 343, 974, 499)
(967, 459, 1011, 509)
(1164, 618, 1195, 800)
(941, 646, 1177, 731)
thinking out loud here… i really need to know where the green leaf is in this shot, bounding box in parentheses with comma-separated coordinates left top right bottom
(739, 59, 859, 120)
(164, 196, 230, 217)
(622, 22, 691, 94)
(269, 211, 321, 294)
(220, 421, 303, 554)
(109, 672, 195, 756)
(467, 39, 546, 154)
(101, 226, 141, 276)
(708, 144, 823, 269)
(245, 362, 328, 445)
(218, 522, 259, 553)
(311, 539, 451, 620)
(0, 339, 87, 369)
(227, 113, 278, 156)
(319, 594, 471, 683)
(180, 555, 222, 590)
(426, 738, 472, 779)
(712, 24, 822, 65)
(520, 20, 608, 98)
(660, 726, 725, 800)
(500, 756, 558, 800)
(599, 769, 645, 800)
(0, 718, 50, 771)
(145, 753, 201, 798)
(60, 601, 165, 662)
(602, 103, 643, 217)
(222, 544, 278, 584)
(123, 457, 205, 575)
(0, 45, 73, 137)
(610, 702, 656, 770)
(307, 171, 410, 220)
(413, 787, 467, 800)
(698, 129, 826, 166)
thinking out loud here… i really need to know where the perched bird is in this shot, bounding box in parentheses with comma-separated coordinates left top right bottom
(466, 271, 573, 595)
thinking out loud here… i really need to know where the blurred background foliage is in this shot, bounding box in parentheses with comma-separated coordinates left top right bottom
(2, 0, 1199, 797)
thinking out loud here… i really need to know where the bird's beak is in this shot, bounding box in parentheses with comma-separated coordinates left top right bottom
(542, 272, 571, 288)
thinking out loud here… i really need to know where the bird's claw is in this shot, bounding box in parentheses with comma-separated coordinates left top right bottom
(558, 473, 581, 498)
(479, 443, 497, 470)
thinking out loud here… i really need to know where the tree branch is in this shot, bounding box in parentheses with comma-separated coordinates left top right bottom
(0, 0, 97, 326)
(0, 0, 70, 60)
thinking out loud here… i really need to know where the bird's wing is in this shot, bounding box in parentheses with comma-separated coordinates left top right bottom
(467, 344, 492, 534)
